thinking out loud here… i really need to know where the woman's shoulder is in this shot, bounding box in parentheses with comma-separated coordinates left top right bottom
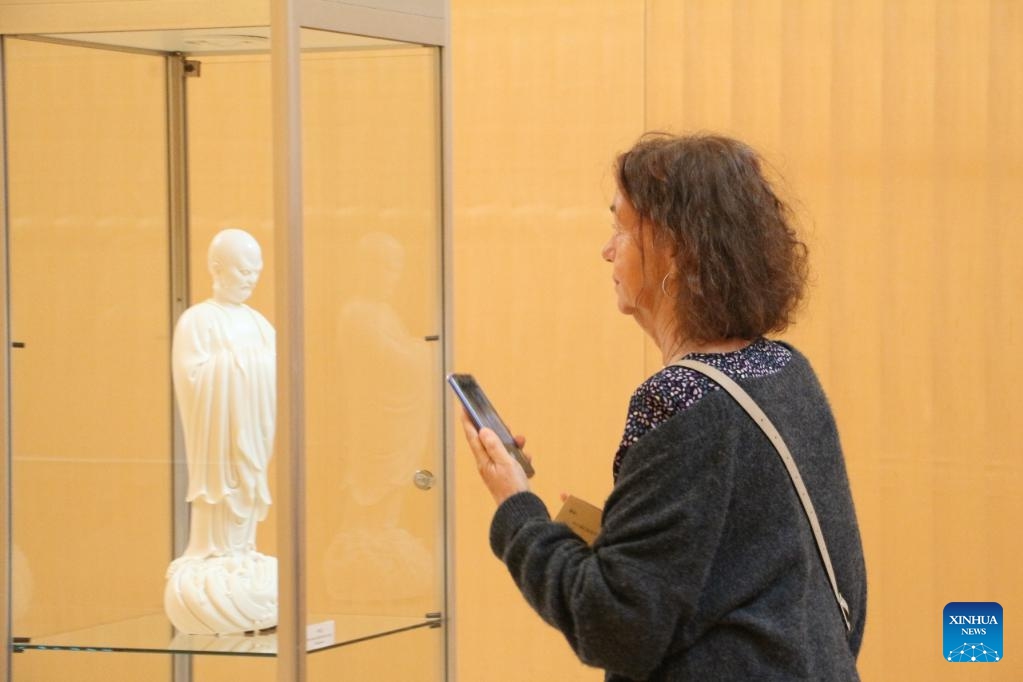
(646, 338, 793, 402)
(620, 340, 792, 442)
(682, 337, 795, 379)
(613, 339, 796, 479)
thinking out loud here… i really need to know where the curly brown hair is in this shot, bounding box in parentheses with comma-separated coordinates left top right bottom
(614, 133, 808, 343)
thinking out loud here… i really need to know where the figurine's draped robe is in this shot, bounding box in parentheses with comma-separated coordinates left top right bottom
(172, 300, 275, 557)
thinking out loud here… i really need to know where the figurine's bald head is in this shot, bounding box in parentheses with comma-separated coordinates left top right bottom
(208, 229, 263, 305)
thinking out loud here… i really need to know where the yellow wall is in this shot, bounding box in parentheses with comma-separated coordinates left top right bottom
(451, 1, 1023, 681)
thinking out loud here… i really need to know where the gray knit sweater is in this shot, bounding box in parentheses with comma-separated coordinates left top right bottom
(489, 346, 867, 680)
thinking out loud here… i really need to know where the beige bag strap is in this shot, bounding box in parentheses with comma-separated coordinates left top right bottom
(674, 359, 852, 633)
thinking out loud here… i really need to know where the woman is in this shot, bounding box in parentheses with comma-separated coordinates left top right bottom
(462, 133, 867, 680)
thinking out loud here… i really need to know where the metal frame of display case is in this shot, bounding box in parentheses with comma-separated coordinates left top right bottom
(1, 34, 12, 681)
(0, 2, 453, 681)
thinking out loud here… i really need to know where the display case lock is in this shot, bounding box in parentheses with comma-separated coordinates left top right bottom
(413, 469, 435, 490)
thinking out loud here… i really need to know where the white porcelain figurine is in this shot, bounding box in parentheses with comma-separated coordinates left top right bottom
(164, 228, 278, 635)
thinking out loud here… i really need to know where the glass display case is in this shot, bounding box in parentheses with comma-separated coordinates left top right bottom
(0, 2, 451, 680)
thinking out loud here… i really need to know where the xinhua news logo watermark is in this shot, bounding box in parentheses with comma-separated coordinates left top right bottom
(944, 602, 1002, 662)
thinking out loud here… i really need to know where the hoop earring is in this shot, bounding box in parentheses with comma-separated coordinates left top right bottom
(661, 272, 672, 296)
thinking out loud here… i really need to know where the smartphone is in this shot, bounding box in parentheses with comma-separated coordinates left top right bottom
(446, 373, 535, 478)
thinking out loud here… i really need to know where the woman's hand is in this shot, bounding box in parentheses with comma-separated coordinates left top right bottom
(459, 410, 532, 506)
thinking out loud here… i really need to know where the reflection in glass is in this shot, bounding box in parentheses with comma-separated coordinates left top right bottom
(12, 543, 33, 622)
(324, 232, 433, 605)
(299, 44, 442, 624)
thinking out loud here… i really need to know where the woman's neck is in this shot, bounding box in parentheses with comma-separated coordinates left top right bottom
(632, 296, 753, 364)
(660, 337, 753, 365)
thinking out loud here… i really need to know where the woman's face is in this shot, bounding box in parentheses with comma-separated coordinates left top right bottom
(602, 190, 653, 317)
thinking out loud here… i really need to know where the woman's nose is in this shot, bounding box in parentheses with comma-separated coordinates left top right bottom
(601, 238, 614, 262)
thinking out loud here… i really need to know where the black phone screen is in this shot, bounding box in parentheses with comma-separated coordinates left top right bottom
(447, 373, 534, 477)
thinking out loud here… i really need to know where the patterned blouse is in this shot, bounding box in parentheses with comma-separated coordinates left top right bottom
(613, 338, 793, 481)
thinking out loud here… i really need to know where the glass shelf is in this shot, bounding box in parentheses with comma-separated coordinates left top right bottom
(12, 613, 440, 657)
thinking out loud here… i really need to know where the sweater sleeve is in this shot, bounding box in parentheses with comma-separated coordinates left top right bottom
(489, 404, 736, 679)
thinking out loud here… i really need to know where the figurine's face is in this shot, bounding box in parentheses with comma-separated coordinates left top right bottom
(216, 248, 263, 304)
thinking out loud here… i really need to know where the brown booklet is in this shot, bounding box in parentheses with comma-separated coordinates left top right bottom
(554, 495, 603, 546)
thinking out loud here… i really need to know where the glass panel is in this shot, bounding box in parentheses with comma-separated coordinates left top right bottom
(298, 30, 444, 682)
(183, 51, 275, 682)
(37, 26, 406, 55)
(4, 36, 172, 680)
